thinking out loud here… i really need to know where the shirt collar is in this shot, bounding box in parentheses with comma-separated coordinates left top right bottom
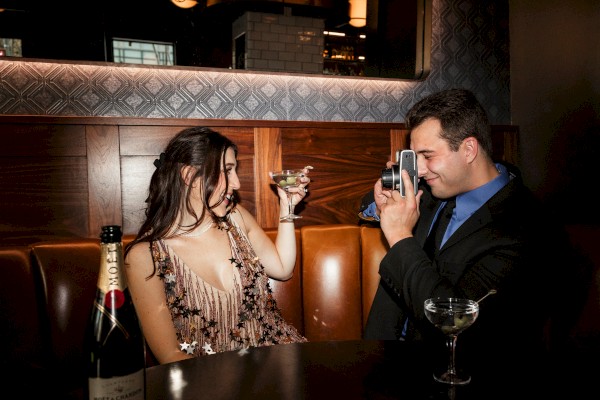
(455, 163, 511, 219)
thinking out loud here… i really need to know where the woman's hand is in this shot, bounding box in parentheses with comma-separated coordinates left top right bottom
(277, 166, 312, 211)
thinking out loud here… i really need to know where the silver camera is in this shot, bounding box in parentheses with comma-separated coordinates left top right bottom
(381, 150, 418, 196)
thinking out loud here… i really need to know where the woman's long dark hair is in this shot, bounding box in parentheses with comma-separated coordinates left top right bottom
(124, 126, 238, 266)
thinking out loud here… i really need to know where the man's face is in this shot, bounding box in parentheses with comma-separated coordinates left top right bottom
(410, 118, 469, 199)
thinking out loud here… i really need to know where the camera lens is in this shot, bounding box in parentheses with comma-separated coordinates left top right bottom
(381, 165, 400, 189)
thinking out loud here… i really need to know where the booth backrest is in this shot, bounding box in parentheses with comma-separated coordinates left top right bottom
(0, 224, 388, 398)
(1, 223, 598, 399)
(265, 225, 389, 341)
(0, 246, 45, 372)
(31, 239, 102, 385)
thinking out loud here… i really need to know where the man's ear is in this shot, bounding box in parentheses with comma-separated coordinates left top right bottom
(463, 137, 478, 163)
(180, 165, 196, 186)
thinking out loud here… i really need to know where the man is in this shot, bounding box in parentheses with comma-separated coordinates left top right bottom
(360, 88, 572, 391)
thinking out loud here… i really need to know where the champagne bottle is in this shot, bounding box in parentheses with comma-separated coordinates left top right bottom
(86, 225, 146, 400)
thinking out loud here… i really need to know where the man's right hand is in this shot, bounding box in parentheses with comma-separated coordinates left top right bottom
(373, 178, 389, 214)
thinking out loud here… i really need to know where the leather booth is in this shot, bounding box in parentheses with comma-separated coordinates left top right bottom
(0, 224, 388, 398)
(1, 223, 598, 399)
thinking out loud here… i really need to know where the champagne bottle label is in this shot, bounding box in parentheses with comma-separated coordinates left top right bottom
(98, 242, 126, 295)
(88, 369, 144, 400)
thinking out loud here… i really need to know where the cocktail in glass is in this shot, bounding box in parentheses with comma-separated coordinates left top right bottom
(424, 297, 479, 385)
(269, 169, 306, 221)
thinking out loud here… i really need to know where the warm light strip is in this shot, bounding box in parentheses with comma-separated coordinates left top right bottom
(324, 31, 346, 37)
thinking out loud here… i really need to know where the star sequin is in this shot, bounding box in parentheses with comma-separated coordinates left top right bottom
(180, 341, 190, 352)
(202, 342, 216, 355)
(165, 273, 176, 283)
(185, 341, 198, 355)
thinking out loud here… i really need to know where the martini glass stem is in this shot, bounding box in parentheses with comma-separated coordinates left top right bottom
(446, 335, 458, 383)
(285, 189, 294, 220)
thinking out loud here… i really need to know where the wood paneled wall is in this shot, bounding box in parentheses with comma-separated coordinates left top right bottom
(0, 116, 518, 242)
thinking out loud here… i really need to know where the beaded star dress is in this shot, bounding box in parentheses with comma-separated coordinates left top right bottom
(151, 216, 306, 356)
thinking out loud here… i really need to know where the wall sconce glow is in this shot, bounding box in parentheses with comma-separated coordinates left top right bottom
(349, 0, 367, 28)
(171, 0, 198, 9)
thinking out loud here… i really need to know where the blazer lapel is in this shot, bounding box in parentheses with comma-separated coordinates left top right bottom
(440, 177, 517, 251)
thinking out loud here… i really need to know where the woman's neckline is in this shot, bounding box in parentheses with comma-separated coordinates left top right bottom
(177, 221, 213, 237)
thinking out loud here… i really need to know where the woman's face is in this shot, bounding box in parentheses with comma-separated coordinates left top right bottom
(209, 147, 240, 217)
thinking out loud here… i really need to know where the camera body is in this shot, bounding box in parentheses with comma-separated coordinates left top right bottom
(381, 149, 418, 196)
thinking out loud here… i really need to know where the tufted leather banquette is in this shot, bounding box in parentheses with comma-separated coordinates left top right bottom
(0, 224, 388, 398)
(1, 223, 598, 398)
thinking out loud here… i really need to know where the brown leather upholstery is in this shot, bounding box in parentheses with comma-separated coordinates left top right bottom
(301, 224, 363, 341)
(2, 223, 598, 398)
(360, 226, 390, 328)
(31, 239, 101, 396)
(0, 246, 44, 370)
(265, 228, 304, 334)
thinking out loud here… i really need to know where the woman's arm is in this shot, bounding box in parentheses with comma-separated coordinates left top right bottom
(234, 206, 296, 281)
(238, 167, 310, 280)
(125, 243, 193, 364)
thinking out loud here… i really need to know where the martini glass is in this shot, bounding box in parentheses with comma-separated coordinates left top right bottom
(424, 297, 479, 385)
(269, 169, 306, 221)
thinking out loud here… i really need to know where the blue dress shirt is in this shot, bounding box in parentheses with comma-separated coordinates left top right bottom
(361, 163, 511, 237)
(437, 163, 511, 247)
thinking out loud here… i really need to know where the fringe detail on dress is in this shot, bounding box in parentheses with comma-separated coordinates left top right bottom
(151, 216, 306, 356)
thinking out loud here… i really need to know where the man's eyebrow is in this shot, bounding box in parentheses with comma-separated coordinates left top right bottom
(416, 149, 434, 156)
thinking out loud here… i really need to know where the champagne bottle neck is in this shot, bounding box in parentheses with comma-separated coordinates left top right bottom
(98, 225, 126, 295)
(101, 224, 122, 243)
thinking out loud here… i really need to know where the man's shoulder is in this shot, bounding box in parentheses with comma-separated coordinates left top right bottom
(489, 171, 537, 210)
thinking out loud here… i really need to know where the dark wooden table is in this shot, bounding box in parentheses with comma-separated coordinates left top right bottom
(145, 339, 589, 400)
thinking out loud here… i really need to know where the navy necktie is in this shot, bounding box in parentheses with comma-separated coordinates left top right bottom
(423, 198, 456, 257)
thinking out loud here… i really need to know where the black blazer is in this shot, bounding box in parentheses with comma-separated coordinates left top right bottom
(363, 164, 574, 381)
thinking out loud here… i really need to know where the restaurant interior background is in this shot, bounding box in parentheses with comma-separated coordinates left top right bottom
(0, 0, 426, 79)
(0, 0, 598, 224)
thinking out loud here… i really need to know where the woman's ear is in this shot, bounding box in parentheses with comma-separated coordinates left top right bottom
(180, 165, 197, 186)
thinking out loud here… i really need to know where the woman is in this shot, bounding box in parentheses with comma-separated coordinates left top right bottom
(124, 127, 310, 363)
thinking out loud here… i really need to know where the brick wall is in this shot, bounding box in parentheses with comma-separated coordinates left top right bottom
(232, 9, 324, 74)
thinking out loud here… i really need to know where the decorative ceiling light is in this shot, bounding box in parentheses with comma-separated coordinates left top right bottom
(349, 0, 367, 28)
(171, 0, 198, 9)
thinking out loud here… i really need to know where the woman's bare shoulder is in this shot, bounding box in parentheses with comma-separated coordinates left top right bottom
(125, 240, 155, 270)
(127, 240, 152, 256)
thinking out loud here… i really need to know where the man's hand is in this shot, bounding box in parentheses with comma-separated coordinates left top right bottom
(373, 178, 388, 213)
(373, 160, 396, 214)
(379, 170, 423, 247)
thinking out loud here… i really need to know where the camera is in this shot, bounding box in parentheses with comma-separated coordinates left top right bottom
(381, 149, 418, 197)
